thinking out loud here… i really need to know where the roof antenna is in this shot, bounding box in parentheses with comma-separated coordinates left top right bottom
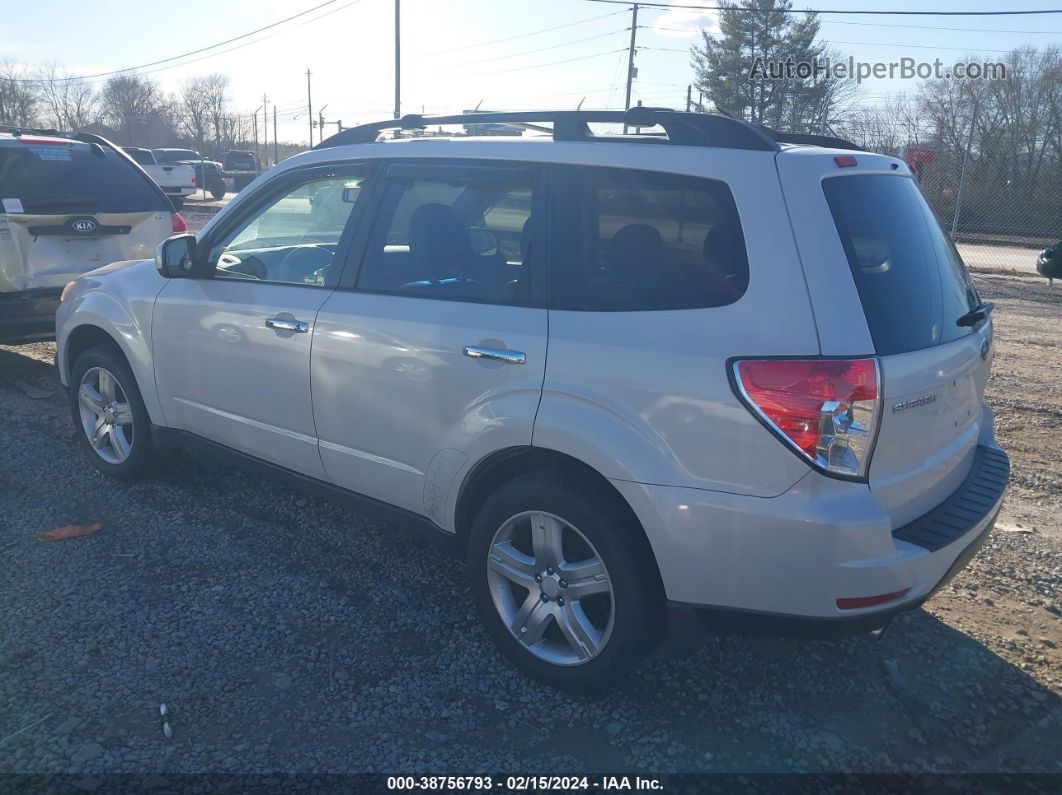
(474, 99, 484, 111)
(577, 97, 586, 110)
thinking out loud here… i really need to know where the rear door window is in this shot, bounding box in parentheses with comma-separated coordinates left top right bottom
(822, 175, 980, 355)
(354, 162, 543, 305)
(0, 143, 168, 214)
(549, 166, 749, 311)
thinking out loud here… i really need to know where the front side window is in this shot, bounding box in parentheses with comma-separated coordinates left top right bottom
(355, 164, 541, 305)
(550, 166, 749, 311)
(208, 173, 367, 287)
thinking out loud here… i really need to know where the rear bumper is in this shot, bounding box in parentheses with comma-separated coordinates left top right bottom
(671, 500, 999, 638)
(164, 187, 196, 197)
(0, 288, 62, 344)
(613, 444, 1009, 630)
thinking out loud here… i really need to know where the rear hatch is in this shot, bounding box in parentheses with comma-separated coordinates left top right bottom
(0, 136, 172, 292)
(778, 151, 992, 527)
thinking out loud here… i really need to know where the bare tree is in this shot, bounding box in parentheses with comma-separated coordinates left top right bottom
(0, 59, 41, 127)
(100, 72, 162, 145)
(202, 73, 231, 149)
(36, 62, 98, 130)
(177, 75, 212, 150)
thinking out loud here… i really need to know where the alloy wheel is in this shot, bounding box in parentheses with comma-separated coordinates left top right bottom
(77, 366, 134, 465)
(486, 511, 614, 666)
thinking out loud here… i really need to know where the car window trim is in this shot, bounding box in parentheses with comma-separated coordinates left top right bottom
(198, 161, 377, 290)
(335, 157, 549, 309)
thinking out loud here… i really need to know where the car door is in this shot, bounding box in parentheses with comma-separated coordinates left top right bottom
(311, 160, 548, 522)
(152, 164, 373, 478)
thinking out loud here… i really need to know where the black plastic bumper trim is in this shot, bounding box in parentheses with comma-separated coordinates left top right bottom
(891, 445, 1009, 552)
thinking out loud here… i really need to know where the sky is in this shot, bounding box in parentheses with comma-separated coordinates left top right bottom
(2, 0, 1061, 145)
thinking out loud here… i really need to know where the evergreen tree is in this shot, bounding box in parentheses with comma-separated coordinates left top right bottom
(692, 0, 840, 132)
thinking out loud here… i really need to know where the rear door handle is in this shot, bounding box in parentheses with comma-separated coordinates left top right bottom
(463, 345, 526, 365)
(266, 317, 309, 333)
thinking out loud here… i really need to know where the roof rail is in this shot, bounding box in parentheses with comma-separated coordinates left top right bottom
(0, 125, 66, 137)
(755, 125, 864, 152)
(315, 108, 781, 152)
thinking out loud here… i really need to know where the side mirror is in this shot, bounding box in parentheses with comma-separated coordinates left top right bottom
(155, 234, 199, 278)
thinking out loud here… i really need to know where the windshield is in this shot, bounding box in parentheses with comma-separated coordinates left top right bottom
(823, 174, 980, 356)
(0, 144, 169, 214)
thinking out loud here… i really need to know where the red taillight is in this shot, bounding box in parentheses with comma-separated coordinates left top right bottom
(837, 588, 910, 610)
(734, 358, 880, 479)
(191, 174, 197, 186)
(835, 155, 858, 167)
(171, 212, 187, 234)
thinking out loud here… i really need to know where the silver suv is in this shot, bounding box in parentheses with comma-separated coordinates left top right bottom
(55, 110, 1009, 691)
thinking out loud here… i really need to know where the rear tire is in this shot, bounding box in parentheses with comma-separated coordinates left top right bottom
(69, 344, 158, 481)
(467, 472, 663, 692)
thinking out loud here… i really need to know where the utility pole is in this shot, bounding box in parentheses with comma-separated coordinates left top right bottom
(306, 69, 313, 147)
(686, 85, 692, 112)
(273, 105, 279, 165)
(623, 4, 639, 133)
(394, 0, 401, 119)
(698, 91, 704, 112)
(252, 110, 260, 170)
(262, 93, 268, 167)
(951, 90, 982, 239)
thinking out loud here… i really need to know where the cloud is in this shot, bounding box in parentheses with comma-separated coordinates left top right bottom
(650, 2, 720, 39)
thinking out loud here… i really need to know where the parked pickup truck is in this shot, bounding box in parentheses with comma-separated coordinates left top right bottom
(122, 147, 195, 209)
(220, 150, 259, 191)
(153, 148, 227, 200)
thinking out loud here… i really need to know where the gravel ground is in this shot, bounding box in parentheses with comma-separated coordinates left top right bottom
(0, 270, 1059, 777)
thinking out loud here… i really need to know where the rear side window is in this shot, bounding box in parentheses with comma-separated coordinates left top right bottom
(154, 149, 200, 164)
(0, 144, 169, 214)
(550, 166, 749, 311)
(823, 175, 980, 356)
(123, 148, 155, 166)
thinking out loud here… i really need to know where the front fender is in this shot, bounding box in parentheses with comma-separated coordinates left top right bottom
(57, 279, 165, 426)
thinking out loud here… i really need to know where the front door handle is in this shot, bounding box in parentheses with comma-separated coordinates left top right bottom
(463, 345, 526, 365)
(266, 317, 309, 333)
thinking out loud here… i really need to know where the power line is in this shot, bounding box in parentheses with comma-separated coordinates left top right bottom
(442, 48, 629, 79)
(423, 8, 628, 55)
(823, 19, 1062, 35)
(439, 28, 629, 69)
(582, 0, 1062, 16)
(133, 0, 365, 80)
(642, 39, 1017, 55)
(19, 0, 358, 83)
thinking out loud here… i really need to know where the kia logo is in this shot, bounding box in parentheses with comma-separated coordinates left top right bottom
(71, 219, 97, 233)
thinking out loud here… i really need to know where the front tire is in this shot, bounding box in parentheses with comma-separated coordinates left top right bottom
(69, 344, 158, 481)
(467, 473, 663, 692)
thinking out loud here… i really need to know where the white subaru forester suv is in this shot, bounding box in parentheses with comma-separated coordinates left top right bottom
(56, 109, 1008, 692)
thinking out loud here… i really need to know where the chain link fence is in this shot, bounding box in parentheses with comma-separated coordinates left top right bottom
(858, 142, 1062, 280)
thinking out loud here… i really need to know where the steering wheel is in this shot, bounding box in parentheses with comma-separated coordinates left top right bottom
(276, 245, 333, 284)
